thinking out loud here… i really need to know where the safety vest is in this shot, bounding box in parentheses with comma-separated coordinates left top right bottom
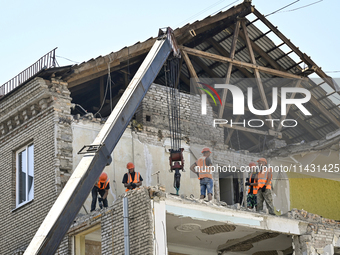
(97, 179, 110, 190)
(257, 167, 272, 190)
(248, 173, 258, 195)
(196, 156, 212, 179)
(125, 172, 140, 192)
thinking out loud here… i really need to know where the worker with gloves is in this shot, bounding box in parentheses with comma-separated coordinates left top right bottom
(245, 162, 258, 209)
(190, 147, 213, 201)
(91, 172, 110, 212)
(123, 162, 143, 192)
(255, 158, 275, 215)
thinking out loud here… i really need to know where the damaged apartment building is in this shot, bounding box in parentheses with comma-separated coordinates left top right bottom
(1, 1, 340, 254)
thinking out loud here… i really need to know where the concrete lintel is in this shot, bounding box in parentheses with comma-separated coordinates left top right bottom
(165, 199, 307, 235)
(168, 243, 216, 255)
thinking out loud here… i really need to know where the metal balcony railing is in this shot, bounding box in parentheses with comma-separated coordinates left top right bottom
(0, 48, 57, 97)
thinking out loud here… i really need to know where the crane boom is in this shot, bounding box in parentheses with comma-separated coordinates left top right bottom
(24, 30, 176, 255)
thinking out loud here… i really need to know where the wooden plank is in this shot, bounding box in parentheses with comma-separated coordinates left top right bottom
(276, 79, 302, 131)
(181, 50, 203, 95)
(219, 123, 282, 137)
(229, 20, 241, 60)
(174, 2, 252, 45)
(66, 39, 155, 86)
(241, 19, 273, 121)
(251, 9, 340, 128)
(218, 20, 240, 119)
(253, 8, 340, 93)
(225, 115, 241, 144)
(68, 58, 142, 88)
(236, 24, 282, 71)
(207, 37, 253, 79)
(180, 46, 306, 80)
(182, 48, 272, 143)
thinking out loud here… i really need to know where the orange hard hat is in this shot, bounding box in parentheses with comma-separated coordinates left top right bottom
(201, 147, 212, 153)
(249, 162, 256, 167)
(99, 172, 108, 182)
(127, 162, 135, 169)
(257, 158, 267, 164)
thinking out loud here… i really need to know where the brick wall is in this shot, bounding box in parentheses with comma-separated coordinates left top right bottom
(136, 83, 224, 146)
(0, 77, 72, 254)
(135, 83, 260, 201)
(61, 187, 154, 255)
(289, 209, 340, 254)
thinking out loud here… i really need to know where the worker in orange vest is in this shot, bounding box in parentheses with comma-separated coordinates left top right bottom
(245, 162, 258, 209)
(190, 147, 213, 201)
(255, 158, 275, 215)
(122, 162, 143, 192)
(91, 172, 110, 212)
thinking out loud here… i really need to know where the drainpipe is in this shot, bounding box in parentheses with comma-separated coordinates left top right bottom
(123, 196, 130, 255)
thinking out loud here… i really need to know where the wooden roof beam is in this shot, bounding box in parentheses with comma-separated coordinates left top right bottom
(241, 19, 273, 121)
(218, 20, 241, 119)
(231, 23, 283, 71)
(68, 57, 143, 88)
(253, 8, 340, 93)
(181, 46, 306, 80)
(176, 3, 252, 45)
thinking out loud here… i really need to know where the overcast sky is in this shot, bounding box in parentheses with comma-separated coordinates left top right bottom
(1, 0, 338, 85)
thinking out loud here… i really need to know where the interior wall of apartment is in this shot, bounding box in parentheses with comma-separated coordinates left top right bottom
(72, 83, 261, 212)
(72, 119, 200, 213)
(270, 151, 340, 220)
(289, 174, 340, 220)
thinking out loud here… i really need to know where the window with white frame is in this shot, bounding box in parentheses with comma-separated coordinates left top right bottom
(16, 144, 34, 207)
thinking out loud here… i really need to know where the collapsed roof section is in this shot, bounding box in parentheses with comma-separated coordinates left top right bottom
(2, 1, 340, 152)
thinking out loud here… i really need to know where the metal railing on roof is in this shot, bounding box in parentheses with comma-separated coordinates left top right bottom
(0, 48, 57, 97)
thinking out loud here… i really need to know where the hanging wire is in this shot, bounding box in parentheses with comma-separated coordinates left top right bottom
(236, 129, 241, 151)
(210, 0, 240, 16)
(278, 0, 323, 13)
(56, 55, 80, 64)
(165, 58, 181, 151)
(165, 63, 173, 150)
(94, 63, 111, 117)
(265, 0, 300, 17)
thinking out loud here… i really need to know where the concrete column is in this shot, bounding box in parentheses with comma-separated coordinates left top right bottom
(153, 200, 168, 255)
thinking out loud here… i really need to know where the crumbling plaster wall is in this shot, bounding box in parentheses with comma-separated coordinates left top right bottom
(289, 209, 340, 255)
(73, 84, 261, 212)
(72, 119, 201, 213)
(0, 77, 73, 254)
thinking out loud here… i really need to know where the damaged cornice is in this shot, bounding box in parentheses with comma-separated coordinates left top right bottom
(264, 129, 340, 158)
